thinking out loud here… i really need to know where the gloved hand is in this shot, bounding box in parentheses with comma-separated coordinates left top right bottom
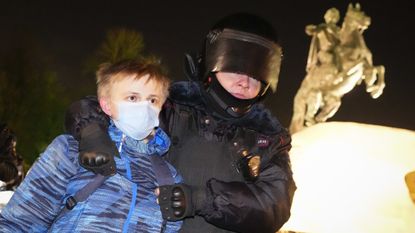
(64, 96, 118, 177)
(158, 184, 206, 221)
(78, 123, 119, 176)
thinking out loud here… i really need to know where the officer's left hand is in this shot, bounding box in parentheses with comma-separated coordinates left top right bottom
(157, 184, 195, 221)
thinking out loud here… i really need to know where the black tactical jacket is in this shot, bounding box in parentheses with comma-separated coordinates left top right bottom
(160, 81, 296, 233)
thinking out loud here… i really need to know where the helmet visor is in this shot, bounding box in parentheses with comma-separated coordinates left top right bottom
(205, 29, 282, 93)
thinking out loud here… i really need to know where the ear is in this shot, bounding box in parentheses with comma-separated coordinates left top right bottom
(99, 98, 112, 116)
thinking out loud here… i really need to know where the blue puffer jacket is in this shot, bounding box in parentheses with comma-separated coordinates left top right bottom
(0, 123, 183, 233)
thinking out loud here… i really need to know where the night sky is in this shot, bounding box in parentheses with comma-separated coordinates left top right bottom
(2, 0, 414, 130)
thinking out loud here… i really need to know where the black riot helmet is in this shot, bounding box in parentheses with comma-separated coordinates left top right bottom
(186, 13, 283, 118)
(0, 124, 16, 156)
(0, 123, 23, 190)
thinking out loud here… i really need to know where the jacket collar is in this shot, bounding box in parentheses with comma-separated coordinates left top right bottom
(108, 121, 170, 156)
(169, 81, 284, 135)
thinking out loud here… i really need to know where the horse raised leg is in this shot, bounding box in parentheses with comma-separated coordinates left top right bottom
(364, 65, 385, 98)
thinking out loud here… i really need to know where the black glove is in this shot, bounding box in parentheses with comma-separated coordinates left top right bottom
(158, 184, 206, 221)
(78, 123, 119, 176)
(64, 96, 118, 177)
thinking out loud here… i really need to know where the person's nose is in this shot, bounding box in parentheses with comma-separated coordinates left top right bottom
(238, 76, 249, 88)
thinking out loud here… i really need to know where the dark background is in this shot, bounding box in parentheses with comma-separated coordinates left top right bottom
(2, 0, 414, 131)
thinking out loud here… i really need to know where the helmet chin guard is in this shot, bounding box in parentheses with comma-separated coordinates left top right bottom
(203, 73, 260, 118)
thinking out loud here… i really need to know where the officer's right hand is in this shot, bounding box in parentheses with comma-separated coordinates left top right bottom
(79, 151, 116, 176)
(78, 123, 119, 177)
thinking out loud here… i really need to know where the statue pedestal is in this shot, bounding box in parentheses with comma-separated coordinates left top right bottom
(281, 122, 415, 233)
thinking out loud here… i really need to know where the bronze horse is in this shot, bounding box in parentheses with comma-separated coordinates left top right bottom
(290, 3, 385, 133)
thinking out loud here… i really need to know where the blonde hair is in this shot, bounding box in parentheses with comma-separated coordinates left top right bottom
(96, 59, 170, 99)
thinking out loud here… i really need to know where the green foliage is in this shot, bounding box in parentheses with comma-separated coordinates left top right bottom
(0, 41, 68, 165)
(81, 28, 166, 97)
(99, 28, 145, 63)
(84, 28, 146, 76)
(80, 28, 149, 97)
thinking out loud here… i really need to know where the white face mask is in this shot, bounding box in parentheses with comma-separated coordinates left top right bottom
(113, 101, 160, 140)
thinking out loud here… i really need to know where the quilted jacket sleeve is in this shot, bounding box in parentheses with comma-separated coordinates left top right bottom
(0, 135, 78, 232)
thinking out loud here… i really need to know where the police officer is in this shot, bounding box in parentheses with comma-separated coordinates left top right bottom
(65, 13, 296, 233)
